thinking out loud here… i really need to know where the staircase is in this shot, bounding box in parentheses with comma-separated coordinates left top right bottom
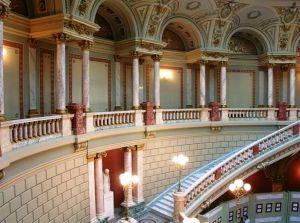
(147, 121, 300, 220)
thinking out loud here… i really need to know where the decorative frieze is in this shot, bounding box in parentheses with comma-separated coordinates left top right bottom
(78, 0, 93, 16)
(74, 141, 88, 152)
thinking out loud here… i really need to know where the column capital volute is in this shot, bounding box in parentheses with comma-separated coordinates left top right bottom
(267, 63, 274, 68)
(124, 146, 135, 152)
(151, 54, 161, 62)
(187, 63, 193, 69)
(288, 63, 296, 69)
(220, 61, 227, 67)
(96, 152, 107, 159)
(79, 40, 92, 50)
(0, 4, 9, 20)
(199, 60, 208, 65)
(114, 55, 121, 62)
(53, 33, 69, 44)
(28, 38, 38, 48)
(131, 51, 140, 59)
(139, 58, 145, 65)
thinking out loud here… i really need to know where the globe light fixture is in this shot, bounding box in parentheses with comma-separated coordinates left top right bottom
(172, 154, 189, 192)
(119, 172, 139, 221)
(228, 179, 251, 222)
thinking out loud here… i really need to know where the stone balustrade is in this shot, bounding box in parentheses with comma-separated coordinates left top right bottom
(183, 121, 300, 209)
(162, 108, 210, 123)
(227, 108, 269, 120)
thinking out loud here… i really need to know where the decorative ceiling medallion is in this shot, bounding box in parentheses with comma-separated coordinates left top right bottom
(247, 10, 261, 20)
(186, 1, 201, 11)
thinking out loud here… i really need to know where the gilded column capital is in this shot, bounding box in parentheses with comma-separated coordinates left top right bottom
(151, 54, 161, 62)
(199, 60, 208, 65)
(114, 55, 121, 62)
(131, 51, 140, 59)
(220, 61, 227, 67)
(0, 4, 9, 20)
(288, 63, 296, 69)
(96, 152, 107, 159)
(79, 40, 92, 50)
(139, 58, 145, 65)
(28, 38, 38, 49)
(187, 63, 193, 69)
(267, 63, 274, 69)
(124, 146, 135, 152)
(135, 144, 145, 151)
(53, 33, 69, 44)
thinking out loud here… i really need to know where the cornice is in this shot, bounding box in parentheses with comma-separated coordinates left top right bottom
(4, 13, 30, 37)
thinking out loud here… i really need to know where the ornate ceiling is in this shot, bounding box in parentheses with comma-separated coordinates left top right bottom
(7, 0, 300, 54)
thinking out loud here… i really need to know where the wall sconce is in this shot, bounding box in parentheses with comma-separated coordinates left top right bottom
(160, 69, 172, 80)
(3, 47, 7, 58)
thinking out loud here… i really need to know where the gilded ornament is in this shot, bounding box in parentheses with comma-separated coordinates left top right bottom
(78, 0, 92, 16)
(0, 4, 9, 19)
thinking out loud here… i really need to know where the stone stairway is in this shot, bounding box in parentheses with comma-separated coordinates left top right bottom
(147, 149, 239, 219)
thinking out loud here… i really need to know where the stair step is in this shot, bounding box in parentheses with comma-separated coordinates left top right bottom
(153, 203, 173, 213)
(150, 206, 173, 218)
(158, 199, 174, 207)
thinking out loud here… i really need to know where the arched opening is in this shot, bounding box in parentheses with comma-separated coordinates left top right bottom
(226, 29, 268, 108)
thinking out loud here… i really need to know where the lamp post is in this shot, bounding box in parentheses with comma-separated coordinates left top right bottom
(229, 179, 251, 223)
(119, 172, 139, 222)
(172, 154, 189, 192)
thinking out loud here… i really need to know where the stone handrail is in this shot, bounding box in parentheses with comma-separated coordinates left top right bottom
(227, 108, 270, 120)
(183, 120, 300, 209)
(162, 108, 211, 123)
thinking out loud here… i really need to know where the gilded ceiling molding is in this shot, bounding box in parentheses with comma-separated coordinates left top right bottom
(268, 55, 297, 64)
(63, 18, 99, 41)
(78, 0, 93, 16)
(201, 51, 228, 62)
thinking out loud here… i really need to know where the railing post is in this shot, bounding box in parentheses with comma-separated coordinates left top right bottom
(143, 102, 155, 125)
(277, 102, 287, 121)
(155, 109, 163, 125)
(200, 108, 210, 122)
(267, 107, 276, 121)
(85, 112, 95, 133)
(135, 110, 144, 126)
(209, 102, 220, 121)
(173, 192, 185, 222)
(0, 122, 12, 155)
(289, 108, 297, 121)
(67, 103, 86, 135)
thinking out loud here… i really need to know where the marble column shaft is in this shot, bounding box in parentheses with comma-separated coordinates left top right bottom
(54, 33, 67, 113)
(139, 60, 144, 103)
(199, 63, 206, 107)
(132, 53, 140, 109)
(28, 40, 38, 115)
(258, 69, 265, 106)
(95, 154, 105, 219)
(88, 157, 97, 222)
(186, 64, 192, 107)
(81, 41, 91, 111)
(268, 66, 274, 107)
(282, 68, 288, 102)
(124, 147, 134, 206)
(290, 65, 296, 107)
(0, 20, 4, 117)
(114, 56, 121, 110)
(209, 66, 215, 102)
(221, 63, 227, 107)
(152, 55, 161, 108)
(132, 146, 144, 203)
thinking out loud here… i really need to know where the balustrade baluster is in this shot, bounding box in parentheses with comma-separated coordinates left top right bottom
(23, 123, 28, 140)
(12, 125, 18, 142)
(42, 121, 47, 135)
(28, 123, 33, 138)
(18, 124, 23, 141)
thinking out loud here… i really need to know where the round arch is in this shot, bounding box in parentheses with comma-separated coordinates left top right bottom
(89, 0, 139, 38)
(159, 16, 207, 49)
(224, 26, 272, 53)
(291, 33, 300, 52)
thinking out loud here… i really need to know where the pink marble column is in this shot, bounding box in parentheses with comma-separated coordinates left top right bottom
(88, 157, 97, 223)
(220, 62, 227, 107)
(124, 147, 135, 207)
(54, 33, 68, 114)
(152, 55, 161, 108)
(289, 64, 296, 107)
(132, 145, 144, 203)
(95, 153, 106, 220)
(114, 55, 122, 110)
(80, 40, 92, 112)
(268, 64, 274, 107)
(199, 61, 206, 107)
(132, 52, 140, 109)
(0, 4, 9, 121)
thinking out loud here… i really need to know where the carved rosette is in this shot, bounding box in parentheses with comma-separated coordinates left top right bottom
(151, 54, 161, 62)
(53, 33, 69, 44)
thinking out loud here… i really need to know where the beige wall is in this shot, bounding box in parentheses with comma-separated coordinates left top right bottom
(0, 152, 89, 223)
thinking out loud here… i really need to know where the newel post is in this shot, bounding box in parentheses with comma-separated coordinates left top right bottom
(173, 192, 185, 222)
(67, 103, 86, 135)
(209, 102, 220, 121)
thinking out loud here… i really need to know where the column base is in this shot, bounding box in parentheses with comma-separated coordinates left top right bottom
(258, 105, 265, 108)
(268, 105, 274, 108)
(0, 114, 6, 122)
(27, 109, 40, 118)
(221, 104, 227, 108)
(289, 105, 296, 108)
(197, 105, 206, 108)
(132, 106, 140, 110)
(97, 215, 109, 223)
(55, 108, 68, 114)
(186, 105, 193, 108)
(84, 107, 92, 113)
(154, 106, 161, 109)
(115, 106, 123, 111)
